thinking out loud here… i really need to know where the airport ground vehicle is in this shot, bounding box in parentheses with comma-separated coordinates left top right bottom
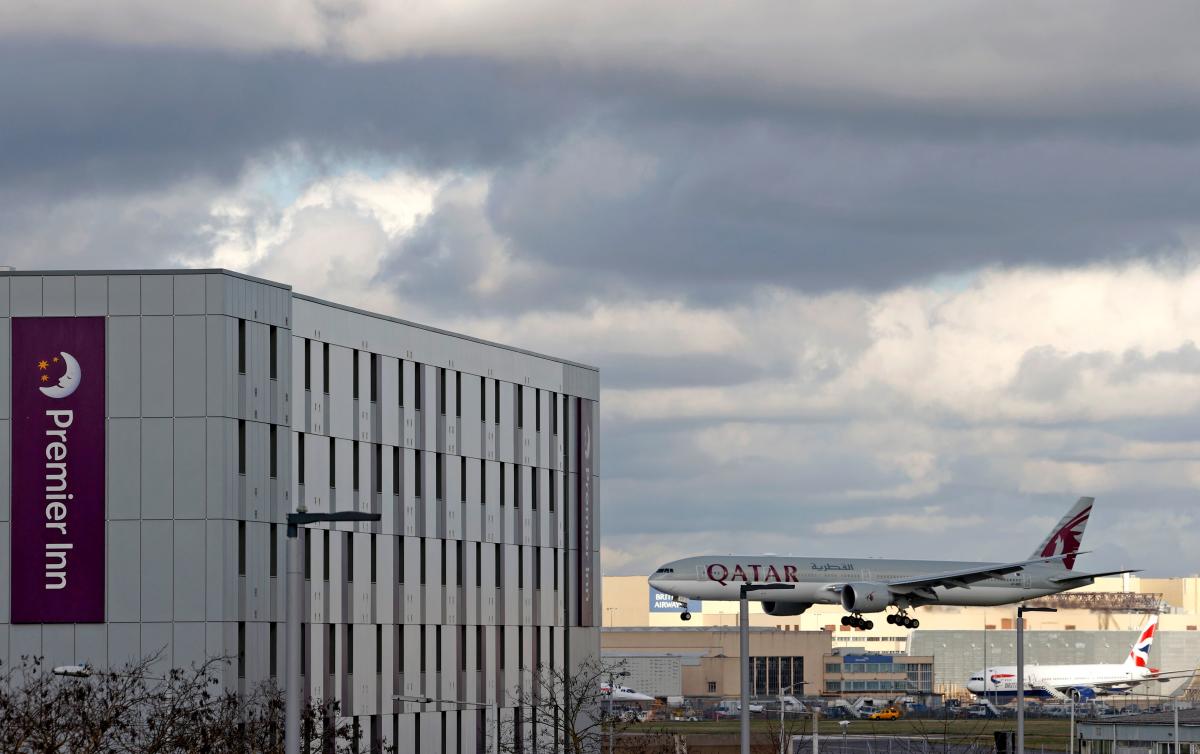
(868, 708, 901, 720)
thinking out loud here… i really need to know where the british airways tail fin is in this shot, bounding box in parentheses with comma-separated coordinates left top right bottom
(1029, 496, 1093, 570)
(1123, 614, 1158, 668)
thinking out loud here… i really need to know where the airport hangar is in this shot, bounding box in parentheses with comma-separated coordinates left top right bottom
(0, 269, 601, 754)
(604, 575, 1200, 700)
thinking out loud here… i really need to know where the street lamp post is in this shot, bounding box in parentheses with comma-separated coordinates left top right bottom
(396, 695, 497, 754)
(739, 583, 796, 754)
(1016, 605, 1056, 754)
(286, 509, 381, 754)
(606, 670, 631, 754)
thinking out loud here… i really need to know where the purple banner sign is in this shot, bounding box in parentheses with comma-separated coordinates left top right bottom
(576, 398, 594, 627)
(11, 317, 105, 623)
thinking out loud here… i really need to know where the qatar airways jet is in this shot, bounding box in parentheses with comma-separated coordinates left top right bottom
(967, 615, 1164, 700)
(648, 497, 1134, 629)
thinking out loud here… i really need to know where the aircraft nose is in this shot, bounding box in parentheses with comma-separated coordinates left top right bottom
(966, 680, 982, 694)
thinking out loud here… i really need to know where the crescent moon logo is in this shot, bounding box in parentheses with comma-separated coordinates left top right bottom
(582, 426, 591, 460)
(40, 351, 82, 399)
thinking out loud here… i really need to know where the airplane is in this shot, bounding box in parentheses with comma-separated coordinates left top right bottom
(600, 682, 655, 702)
(648, 497, 1134, 630)
(966, 615, 1164, 701)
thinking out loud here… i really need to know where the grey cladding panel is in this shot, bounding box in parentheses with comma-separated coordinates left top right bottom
(41, 275, 74, 316)
(173, 316, 206, 417)
(107, 521, 141, 621)
(141, 418, 173, 519)
(173, 275, 205, 315)
(141, 317, 173, 416)
(0, 277, 8, 315)
(141, 275, 173, 315)
(0, 422, 8, 521)
(107, 419, 140, 519)
(75, 275, 108, 316)
(173, 520, 206, 621)
(10, 276, 41, 316)
(173, 418, 206, 519)
(141, 521, 173, 622)
(108, 276, 140, 316)
(107, 317, 141, 418)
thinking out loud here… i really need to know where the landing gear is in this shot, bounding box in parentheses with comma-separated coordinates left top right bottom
(841, 614, 874, 630)
(680, 611, 692, 622)
(887, 611, 920, 629)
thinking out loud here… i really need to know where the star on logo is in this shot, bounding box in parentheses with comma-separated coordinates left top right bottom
(37, 359, 48, 370)
(52, 356, 59, 363)
(40, 374, 49, 382)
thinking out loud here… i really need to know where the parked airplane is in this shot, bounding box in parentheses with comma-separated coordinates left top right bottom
(648, 497, 1133, 630)
(966, 615, 1163, 700)
(600, 682, 655, 702)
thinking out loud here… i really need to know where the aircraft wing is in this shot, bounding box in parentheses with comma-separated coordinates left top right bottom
(885, 553, 1081, 594)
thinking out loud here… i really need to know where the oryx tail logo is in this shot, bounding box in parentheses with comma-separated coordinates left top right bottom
(36, 351, 82, 399)
(1039, 503, 1091, 570)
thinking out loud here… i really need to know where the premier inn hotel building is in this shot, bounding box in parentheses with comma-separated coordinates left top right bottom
(0, 269, 601, 753)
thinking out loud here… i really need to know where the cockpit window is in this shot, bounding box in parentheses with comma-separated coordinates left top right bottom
(653, 567, 674, 574)
(969, 675, 983, 681)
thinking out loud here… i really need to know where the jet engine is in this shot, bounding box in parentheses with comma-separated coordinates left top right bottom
(840, 583, 891, 613)
(762, 601, 812, 617)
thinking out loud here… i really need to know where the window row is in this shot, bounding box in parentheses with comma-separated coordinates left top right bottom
(237, 525, 564, 593)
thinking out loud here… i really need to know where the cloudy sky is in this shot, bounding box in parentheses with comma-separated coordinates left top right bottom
(5, 2, 1200, 576)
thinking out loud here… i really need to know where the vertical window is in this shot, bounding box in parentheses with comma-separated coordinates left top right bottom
(476, 542, 482, 587)
(399, 360, 405, 406)
(421, 629, 427, 673)
(323, 530, 330, 582)
(439, 367, 446, 415)
(535, 548, 541, 589)
(304, 339, 312, 390)
(304, 529, 311, 580)
(237, 420, 246, 475)
(476, 626, 483, 671)
(346, 532, 354, 582)
(298, 433, 305, 484)
(498, 626, 505, 670)
(269, 326, 278, 379)
(376, 625, 383, 674)
(435, 453, 443, 500)
(415, 450, 423, 495)
(301, 623, 307, 676)
(440, 540, 447, 586)
(553, 550, 558, 590)
(517, 386, 523, 429)
(392, 447, 400, 495)
(455, 543, 463, 586)
(459, 625, 467, 671)
(398, 626, 405, 672)
(494, 381, 500, 424)
(352, 443, 359, 492)
(270, 524, 277, 578)
(370, 534, 377, 583)
(549, 473, 555, 512)
(495, 543, 502, 588)
(455, 372, 461, 418)
(500, 463, 505, 506)
(329, 438, 336, 488)
(237, 319, 246, 374)
(551, 392, 557, 435)
(237, 621, 246, 678)
(436, 629, 442, 672)
(374, 444, 382, 494)
(531, 471, 537, 510)
(480, 463, 486, 505)
(420, 538, 427, 585)
(370, 353, 378, 402)
(270, 622, 278, 677)
(460, 457, 467, 503)
(269, 426, 277, 479)
(518, 546, 523, 589)
(323, 343, 330, 394)
(414, 365, 423, 411)
(328, 625, 335, 675)
(535, 388, 541, 431)
(352, 350, 359, 401)
(480, 379, 486, 422)
(237, 521, 246, 576)
(514, 466, 520, 509)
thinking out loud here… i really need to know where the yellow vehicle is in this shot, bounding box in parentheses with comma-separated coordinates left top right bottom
(868, 708, 901, 720)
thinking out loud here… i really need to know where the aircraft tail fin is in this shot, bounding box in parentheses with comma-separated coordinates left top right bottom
(1029, 496, 1094, 570)
(1123, 614, 1158, 668)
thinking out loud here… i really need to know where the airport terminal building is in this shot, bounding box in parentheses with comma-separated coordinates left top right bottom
(0, 269, 601, 753)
